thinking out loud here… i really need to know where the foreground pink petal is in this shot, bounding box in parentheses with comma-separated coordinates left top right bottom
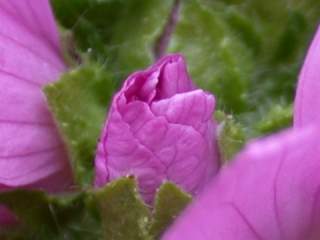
(294, 26, 320, 127)
(0, 0, 73, 191)
(163, 127, 320, 240)
(95, 54, 220, 203)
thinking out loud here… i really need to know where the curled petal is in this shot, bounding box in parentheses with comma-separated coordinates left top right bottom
(294, 26, 320, 127)
(95, 54, 219, 203)
(123, 54, 195, 103)
(163, 127, 320, 240)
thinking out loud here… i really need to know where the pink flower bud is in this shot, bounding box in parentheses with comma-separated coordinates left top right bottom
(95, 54, 220, 203)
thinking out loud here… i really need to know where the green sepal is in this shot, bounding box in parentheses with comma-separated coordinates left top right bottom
(93, 177, 152, 240)
(149, 182, 191, 239)
(216, 111, 246, 162)
(44, 64, 115, 187)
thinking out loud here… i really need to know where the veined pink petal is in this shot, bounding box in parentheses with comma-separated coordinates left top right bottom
(294, 26, 320, 127)
(95, 54, 220, 203)
(0, 0, 73, 191)
(0, 0, 62, 59)
(163, 127, 320, 240)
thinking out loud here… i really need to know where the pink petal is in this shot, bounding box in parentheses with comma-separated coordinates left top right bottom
(163, 127, 320, 240)
(0, 0, 62, 58)
(294, 26, 320, 127)
(0, 0, 72, 191)
(95, 54, 219, 203)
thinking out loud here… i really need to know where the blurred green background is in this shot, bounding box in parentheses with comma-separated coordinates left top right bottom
(48, 0, 320, 184)
(52, 0, 320, 129)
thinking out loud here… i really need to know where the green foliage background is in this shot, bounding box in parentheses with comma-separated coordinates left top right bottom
(1, 0, 320, 239)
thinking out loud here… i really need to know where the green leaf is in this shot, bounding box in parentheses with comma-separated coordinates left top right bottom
(0, 190, 55, 234)
(214, 0, 319, 104)
(150, 182, 191, 239)
(272, 11, 308, 64)
(52, 0, 174, 80)
(254, 104, 292, 135)
(94, 177, 151, 240)
(168, 0, 254, 113)
(44, 64, 115, 187)
(0, 190, 101, 240)
(216, 111, 246, 162)
(224, 7, 262, 56)
(185, 0, 319, 137)
(170, 0, 320, 119)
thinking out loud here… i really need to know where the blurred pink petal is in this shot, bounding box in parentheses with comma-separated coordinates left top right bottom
(0, 206, 17, 227)
(294, 26, 320, 127)
(0, 0, 72, 191)
(163, 127, 320, 240)
(95, 54, 220, 203)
